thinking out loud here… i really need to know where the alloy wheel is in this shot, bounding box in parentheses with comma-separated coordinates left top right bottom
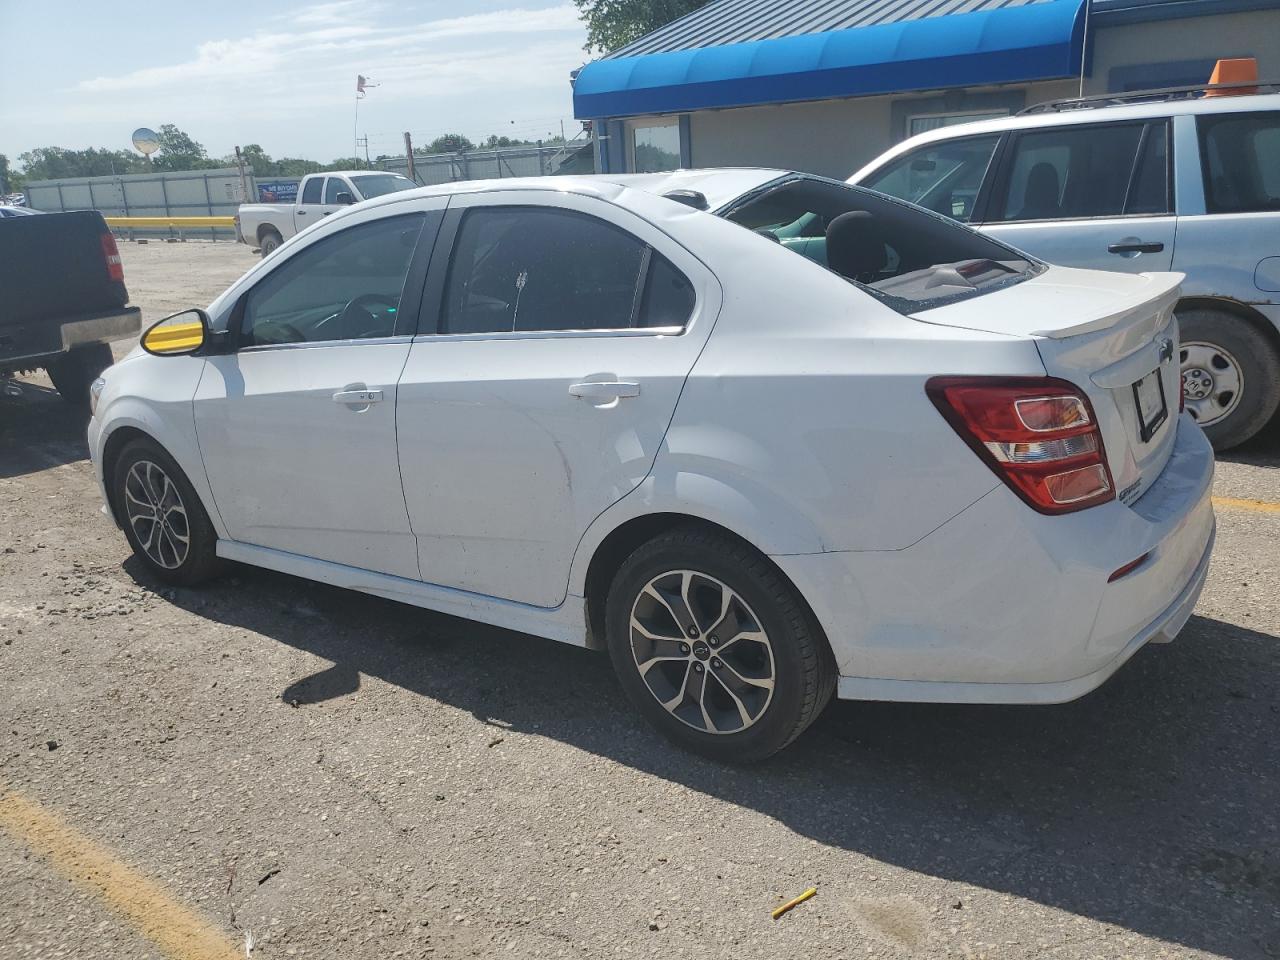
(1180, 340, 1244, 427)
(628, 570, 776, 735)
(124, 460, 190, 569)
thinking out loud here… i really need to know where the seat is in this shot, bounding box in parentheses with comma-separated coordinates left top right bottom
(1018, 163, 1062, 220)
(825, 210, 888, 283)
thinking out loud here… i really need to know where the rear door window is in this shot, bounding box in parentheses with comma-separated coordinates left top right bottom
(1198, 111, 1280, 213)
(861, 135, 1000, 223)
(300, 177, 323, 205)
(440, 206, 694, 334)
(994, 122, 1161, 222)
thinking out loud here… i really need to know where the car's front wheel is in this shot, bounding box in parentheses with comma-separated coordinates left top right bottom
(112, 437, 222, 585)
(605, 526, 835, 762)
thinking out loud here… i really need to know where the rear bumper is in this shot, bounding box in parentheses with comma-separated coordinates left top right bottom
(774, 413, 1215, 704)
(1, 307, 140, 368)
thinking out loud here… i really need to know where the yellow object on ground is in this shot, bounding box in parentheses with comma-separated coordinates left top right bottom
(1212, 496, 1280, 515)
(0, 786, 241, 960)
(771, 886, 817, 920)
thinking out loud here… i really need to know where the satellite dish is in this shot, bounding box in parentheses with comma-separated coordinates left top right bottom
(132, 128, 160, 156)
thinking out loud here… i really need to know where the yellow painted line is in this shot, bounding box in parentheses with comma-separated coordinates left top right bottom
(104, 216, 236, 228)
(1212, 496, 1280, 515)
(0, 786, 240, 960)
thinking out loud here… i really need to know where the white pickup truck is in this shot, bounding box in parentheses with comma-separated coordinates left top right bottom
(235, 170, 417, 257)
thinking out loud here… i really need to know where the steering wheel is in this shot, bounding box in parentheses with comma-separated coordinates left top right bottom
(338, 293, 400, 339)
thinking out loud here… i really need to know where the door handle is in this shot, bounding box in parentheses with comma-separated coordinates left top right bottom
(1108, 240, 1164, 255)
(568, 381, 640, 402)
(332, 388, 383, 405)
(297, 210, 307, 216)
(322, 211, 332, 216)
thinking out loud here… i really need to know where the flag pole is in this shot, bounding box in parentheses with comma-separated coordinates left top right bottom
(354, 88, 360, 168)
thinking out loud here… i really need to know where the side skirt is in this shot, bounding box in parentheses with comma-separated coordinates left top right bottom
(215, 540, 590, 646)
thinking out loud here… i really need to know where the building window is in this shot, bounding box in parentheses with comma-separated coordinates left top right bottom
(631, 119, 682, 172)
(907, 111, 1008, 137)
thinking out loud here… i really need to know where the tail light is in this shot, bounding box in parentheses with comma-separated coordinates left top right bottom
(927, 376, 1115, 515)
(100, 232, 124, 282)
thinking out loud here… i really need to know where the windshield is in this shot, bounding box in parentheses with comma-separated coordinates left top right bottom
(717, 176, 1041, 314)
(350, 174, 417, 199)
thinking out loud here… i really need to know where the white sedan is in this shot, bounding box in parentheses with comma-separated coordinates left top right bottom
(88, 169, 1215, 761)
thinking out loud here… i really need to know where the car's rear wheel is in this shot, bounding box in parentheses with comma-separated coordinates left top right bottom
(112, 437, 222, 585)
(259, 229, 282, 258)
(1177, 309, 1280, 450)
(605, 525, 835, 762)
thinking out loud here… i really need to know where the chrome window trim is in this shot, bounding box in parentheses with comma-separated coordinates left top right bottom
(411, 326, 686, 344)
(237, 334, 414, 354)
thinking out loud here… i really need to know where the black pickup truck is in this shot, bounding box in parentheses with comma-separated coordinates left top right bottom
(1, 210, 141, 404)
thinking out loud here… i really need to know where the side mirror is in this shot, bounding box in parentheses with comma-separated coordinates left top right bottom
(335, 191, 355, 205)
(140, 309, 210, 357)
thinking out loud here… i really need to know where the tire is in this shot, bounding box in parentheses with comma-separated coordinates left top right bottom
(46, 342, 114, 406)
(112, 437, 222, 586)
(605, 525, 836, 763)
(259, 230, 282, 258)
(1177, 309, 1280, 450)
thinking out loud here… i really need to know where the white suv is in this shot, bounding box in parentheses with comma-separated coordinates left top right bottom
(851, 84, 1280, 449)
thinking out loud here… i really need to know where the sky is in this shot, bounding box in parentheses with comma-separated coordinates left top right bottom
(0, 0, 591, 166)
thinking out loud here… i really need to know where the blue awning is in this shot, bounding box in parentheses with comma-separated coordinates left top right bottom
(573, 0, 1087, 120)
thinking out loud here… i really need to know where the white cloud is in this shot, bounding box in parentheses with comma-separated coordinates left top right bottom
(76, 6, 582, 94)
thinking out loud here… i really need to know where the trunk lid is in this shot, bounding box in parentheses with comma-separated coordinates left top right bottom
(913, 267, 1184, 505)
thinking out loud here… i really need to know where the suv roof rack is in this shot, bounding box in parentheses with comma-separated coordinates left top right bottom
(1020, 79, 1280, 114)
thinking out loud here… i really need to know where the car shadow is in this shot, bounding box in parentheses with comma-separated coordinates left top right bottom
(0, 380, 89, 478)
(137, 558, 1280, 959)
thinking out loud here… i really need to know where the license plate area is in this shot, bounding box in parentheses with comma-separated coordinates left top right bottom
(1132, 368, 1168, 443)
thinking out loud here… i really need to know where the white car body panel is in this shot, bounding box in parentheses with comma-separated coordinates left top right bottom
(90, 170, 1216, 706)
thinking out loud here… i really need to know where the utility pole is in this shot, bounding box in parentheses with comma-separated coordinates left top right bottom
(233, 146, 253, 203)
(403, 132, 416, 183)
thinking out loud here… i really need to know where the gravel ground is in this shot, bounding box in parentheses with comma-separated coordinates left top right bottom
(1, 241, 1278, 959)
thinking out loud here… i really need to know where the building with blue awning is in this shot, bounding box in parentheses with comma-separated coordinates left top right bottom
(572, 0, 1280, 178)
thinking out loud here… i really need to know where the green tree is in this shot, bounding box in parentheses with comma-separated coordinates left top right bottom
(17, 146, 147, 181)
(234, 143, 278, 177)
(0, 154, 15, 193)
(427, 134, 474, 153)
(574, 0, 709, 53)
(152, 124, 215, 171)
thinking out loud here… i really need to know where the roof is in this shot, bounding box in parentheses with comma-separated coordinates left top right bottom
(573, 0, 1087, 120)
(848, 90, 1280, 181)
(607, 0, 1056, 59)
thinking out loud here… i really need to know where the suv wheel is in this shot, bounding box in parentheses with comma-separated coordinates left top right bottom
(1177, 309, 1280, 450)
(112, 437, 222, 585)
(605, 525, 835, 762)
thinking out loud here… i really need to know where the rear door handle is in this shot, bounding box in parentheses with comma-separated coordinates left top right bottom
(568, 381, 640, 402)
(332, 388, 383, 405)
(1108, 241, 1164, 255)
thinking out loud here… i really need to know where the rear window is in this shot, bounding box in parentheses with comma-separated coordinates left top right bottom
(1198, 111, 1280, 214)
(718, 176, 1041, 314)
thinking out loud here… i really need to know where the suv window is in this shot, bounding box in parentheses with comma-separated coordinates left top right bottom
(1198, 111, 1280, 214)
(240, 213, 426, 346)
(323, 177, 349, 204)
(441, 207, 693, 334)
(300, 177, 323, 205)
(995, 121, 1168, 222)
(861, 135, 1000, 223)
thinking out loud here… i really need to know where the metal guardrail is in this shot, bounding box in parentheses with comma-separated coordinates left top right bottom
(104, 216, 236, 228)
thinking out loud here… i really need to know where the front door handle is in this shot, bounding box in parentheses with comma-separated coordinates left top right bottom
(332, 388, 383, 405)
(568, 381, 640, 402)
(1108, 240, 1165, 255)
